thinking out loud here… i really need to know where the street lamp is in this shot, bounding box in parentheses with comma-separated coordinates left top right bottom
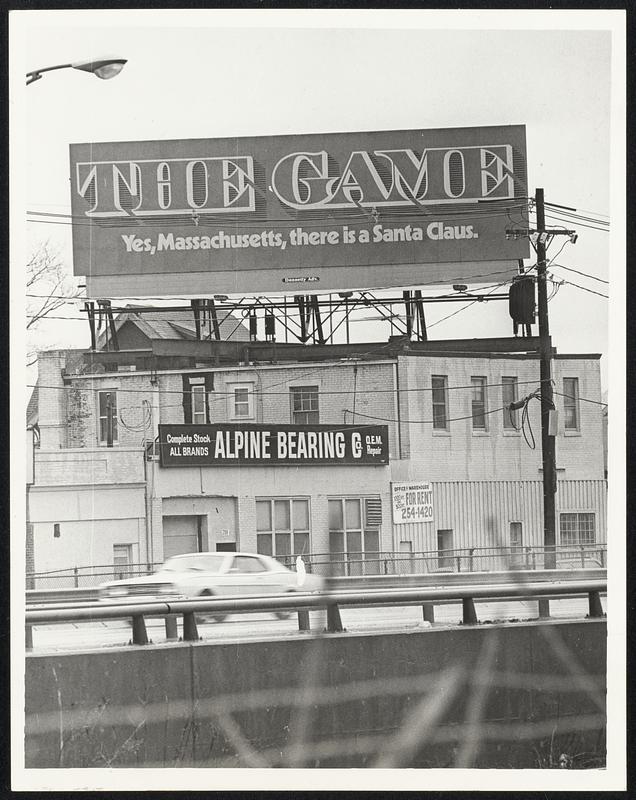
(26, 58, 127, 85)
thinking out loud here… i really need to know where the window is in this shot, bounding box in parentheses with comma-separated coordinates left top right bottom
(431, 375, 449, 430)
(231, 555, 267, 573)
(256, 497, 310, 560)
(290, 386, 319, 424)
(229, 383, 254, 420)
(328, 497, 381, 575)
(191, 384, 206, 424)
(560, 513, 595, 546)
(113, 544, 132, 580)
(563, 377, 580, 430)
(437, 529, 454, 570)
(98, 390, 118, 443)
(471, 377, 487, 430)
(502, 376, 519, 429)
(182, 373, 213, 424)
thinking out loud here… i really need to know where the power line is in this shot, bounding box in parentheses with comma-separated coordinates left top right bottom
(543, 213, 609, 233)
(28, 377, 551, 399)
(346, 404, 512, 426)
(557, 279, 609, 300)
(543, 201, 609, 223)
(552, 390, 608, 409)
(549, 263, 609, 285)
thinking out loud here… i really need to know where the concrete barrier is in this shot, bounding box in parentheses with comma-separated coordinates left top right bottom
(25, 619, 606, 769)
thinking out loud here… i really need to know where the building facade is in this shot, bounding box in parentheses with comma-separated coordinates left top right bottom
(27, 322, 606, 579)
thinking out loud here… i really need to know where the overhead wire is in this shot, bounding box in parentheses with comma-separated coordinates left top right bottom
(29, 377, 554, 399)
(549, 263, 609, 285)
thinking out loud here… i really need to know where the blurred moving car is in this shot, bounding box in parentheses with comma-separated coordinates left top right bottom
(98, 551, 323, 620)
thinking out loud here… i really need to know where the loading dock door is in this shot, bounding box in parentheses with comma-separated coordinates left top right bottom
(163, 515, 201, 558)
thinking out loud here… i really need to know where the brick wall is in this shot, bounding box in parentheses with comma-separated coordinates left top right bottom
(397, 353, 604, 483)
(35, 448, 145, 486)
(37, 350, 68, 449)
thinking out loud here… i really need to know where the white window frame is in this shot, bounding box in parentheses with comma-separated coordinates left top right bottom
(255, 497, 311, 559)
(559, 512, 596, 546)
(190, 381, 207, 424)
(97, 389, 118, 445)
(228, 382, 254, 420)
(290, 385, 320, 425)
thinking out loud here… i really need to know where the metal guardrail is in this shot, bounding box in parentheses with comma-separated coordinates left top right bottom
(25, 567, 607, 607)
(25, 577, 607, 650)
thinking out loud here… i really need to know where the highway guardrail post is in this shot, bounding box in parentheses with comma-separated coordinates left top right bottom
(164, 615, 178, 640)
(326, 603, 344, 632)
(183, 612, 199, 641)
(297, 609, 310, 630)
(131, 615, 148, 645)
(538, 598, 550, 618)
(462, 598, 478, 625)
(26, 625, 33, 651)
(588, 590, 604, 617)
(422, 602, 435, 623)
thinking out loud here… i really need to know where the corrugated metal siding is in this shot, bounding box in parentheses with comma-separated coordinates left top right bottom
(391, 479, 607, 551)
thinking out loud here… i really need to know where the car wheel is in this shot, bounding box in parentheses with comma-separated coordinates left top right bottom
(198, 589, 227, 623)
(274, 590, 295, 620)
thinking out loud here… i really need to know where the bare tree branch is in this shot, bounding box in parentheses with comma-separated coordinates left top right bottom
(26, 241, 84, 354)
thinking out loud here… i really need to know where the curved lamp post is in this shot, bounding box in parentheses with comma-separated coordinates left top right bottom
(26, 58, 127, 85)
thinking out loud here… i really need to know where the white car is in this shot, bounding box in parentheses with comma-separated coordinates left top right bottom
(98, 551, 323, 620)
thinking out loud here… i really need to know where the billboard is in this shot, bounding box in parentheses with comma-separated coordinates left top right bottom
(69, 125, 529, 297)
(158, 423, 389, 467)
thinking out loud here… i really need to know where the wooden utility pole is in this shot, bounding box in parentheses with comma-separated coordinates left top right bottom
(535, 188, 557, 569)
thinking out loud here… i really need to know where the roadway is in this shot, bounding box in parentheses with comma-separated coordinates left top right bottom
(28, 596, 595, 654)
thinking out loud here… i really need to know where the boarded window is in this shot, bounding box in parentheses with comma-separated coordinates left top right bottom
(502, 376, 518, 429)
(563, 377, 580, 430)
(471, 377, 487, 430)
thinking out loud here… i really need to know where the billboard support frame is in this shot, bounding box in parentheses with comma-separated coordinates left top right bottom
(81, 288, 515, 349)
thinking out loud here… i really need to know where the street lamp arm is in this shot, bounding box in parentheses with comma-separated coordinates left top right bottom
(26, 63, 73, 84)
(26, 58, 127, 85)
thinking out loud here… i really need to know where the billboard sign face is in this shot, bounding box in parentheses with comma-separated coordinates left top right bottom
(70, 125, 528, 297)
(158, 423, 389, 467)
(392, 481, 434, 524)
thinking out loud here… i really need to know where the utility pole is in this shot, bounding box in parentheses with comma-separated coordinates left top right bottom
(535, 188, 557, 569)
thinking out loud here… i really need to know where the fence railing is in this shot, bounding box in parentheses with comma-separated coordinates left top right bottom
(26, 544, 607, 590)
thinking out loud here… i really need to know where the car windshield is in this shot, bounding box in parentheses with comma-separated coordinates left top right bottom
(160, 555, 227, 573)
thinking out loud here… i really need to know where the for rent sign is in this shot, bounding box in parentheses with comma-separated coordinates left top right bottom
(70, 125, 528, 297)
(392, 481, 434, 524)
(158, 424, 389, 467)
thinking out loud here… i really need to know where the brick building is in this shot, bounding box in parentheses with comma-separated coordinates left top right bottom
(27, 312, 606, 579)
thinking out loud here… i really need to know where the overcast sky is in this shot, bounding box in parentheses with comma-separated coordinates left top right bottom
(12, 10, 624, 392)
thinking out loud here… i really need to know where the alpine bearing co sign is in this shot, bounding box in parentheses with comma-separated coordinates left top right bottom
(158, 423, 389, 467)
(70, 125, 528, 297)
(392, 481, 434, 524)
